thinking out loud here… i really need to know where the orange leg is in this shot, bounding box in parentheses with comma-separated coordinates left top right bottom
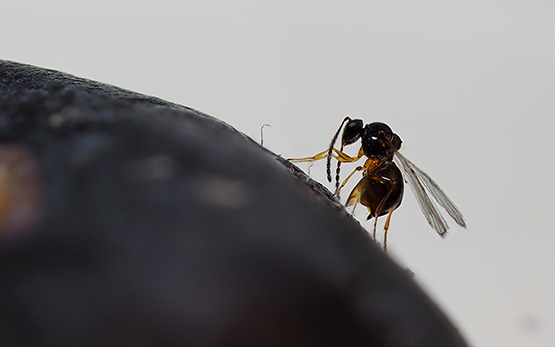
(334, 146, 365, 163)
(334, 165, 365, 196)
(372, 177, 397, 219)
(288, 149, 329, 163)
(363, 207, 379, 241)
(349, 173, 397, 251)
(368, 174, 398, 252)
(383, 207, 395, 253)
(289, 147, 364, 164)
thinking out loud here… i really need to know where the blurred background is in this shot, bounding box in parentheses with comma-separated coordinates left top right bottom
(2, 1, 554, 345)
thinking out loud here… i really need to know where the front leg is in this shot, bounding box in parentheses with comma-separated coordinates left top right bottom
(289, 147, 364, 164)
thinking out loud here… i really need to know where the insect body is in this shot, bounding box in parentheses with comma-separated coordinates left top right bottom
(289, 117, 466, 250)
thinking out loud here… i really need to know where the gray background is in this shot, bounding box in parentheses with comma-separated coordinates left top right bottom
(2, 1, 554, 346)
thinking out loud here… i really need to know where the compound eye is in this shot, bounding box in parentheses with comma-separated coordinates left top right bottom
(342, 119, 363, 145)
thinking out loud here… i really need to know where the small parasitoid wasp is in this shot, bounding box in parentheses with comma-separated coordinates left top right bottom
(289, 117, 466, 250)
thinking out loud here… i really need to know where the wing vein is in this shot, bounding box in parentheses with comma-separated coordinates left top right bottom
(393, 151, 450, 236)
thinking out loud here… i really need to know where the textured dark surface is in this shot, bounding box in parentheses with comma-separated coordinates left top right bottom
(0, 60, 467, 346)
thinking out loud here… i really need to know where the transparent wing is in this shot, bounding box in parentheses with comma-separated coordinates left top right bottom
(404, 156, 467, 228)
(345, 176, 365, 208)
(392, 150, 466, 236)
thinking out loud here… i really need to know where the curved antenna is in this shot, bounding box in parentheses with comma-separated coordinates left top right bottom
(326, 116, 351, 182)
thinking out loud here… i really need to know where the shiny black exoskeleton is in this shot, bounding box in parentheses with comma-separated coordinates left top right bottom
(332, 120, 404, 220)
(358, 122, 402, 159)
(290, 116, 466, 250)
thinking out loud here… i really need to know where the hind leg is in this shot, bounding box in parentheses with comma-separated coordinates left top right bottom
(383, 207, 395, 252)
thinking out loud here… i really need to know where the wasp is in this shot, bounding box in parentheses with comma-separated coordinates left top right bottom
(289, 117, 466, 250)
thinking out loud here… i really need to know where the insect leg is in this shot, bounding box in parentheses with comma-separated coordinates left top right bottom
(383, 207, 395, 253)
(372, 176, 398, 218)
(333, 146, 365, 163)
(334, 165, 365, 196)
(289, 147, 362, 164)
(368, 174, 399, 252)
(333, 147, 365, 191)
(335, 156, 380, 196)
(288, 149, 330, 163)
(372, 211, 378, 240)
